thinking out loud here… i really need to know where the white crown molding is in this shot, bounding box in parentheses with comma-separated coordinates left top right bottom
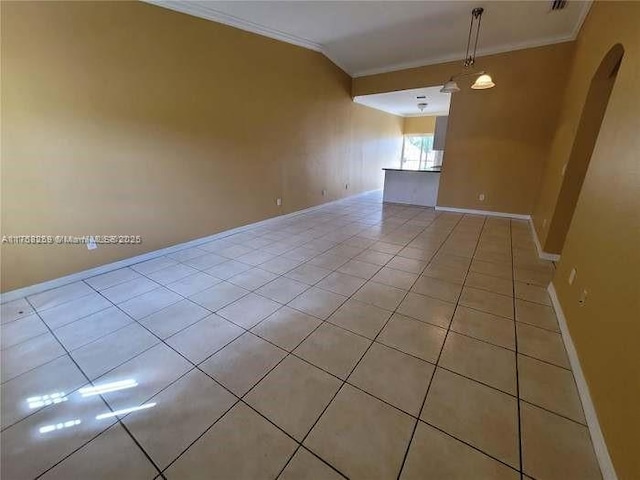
(145, 0, 592, 79)
(351, 34, 576, 78)
(0, 190, 379, 304)
(547, 282, 618, 480)
(143, 0, 323, 52)
(435, 206, 531, 220)
(529, 218, 562, 262)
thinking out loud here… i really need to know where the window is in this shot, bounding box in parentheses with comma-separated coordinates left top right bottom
(400, 134, 441, 170)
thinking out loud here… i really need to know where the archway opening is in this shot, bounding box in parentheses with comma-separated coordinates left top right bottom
(546, 44, 625, 254)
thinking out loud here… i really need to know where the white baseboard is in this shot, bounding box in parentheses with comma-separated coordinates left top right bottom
(435, 205, 531, 220)
(0, 190, 378, 304)
(529, 218, 562, 262)
(547, 282, 618, 480)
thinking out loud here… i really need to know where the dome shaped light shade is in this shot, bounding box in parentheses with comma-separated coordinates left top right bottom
(471, 74, 495, 90)
(440, 80, 460, 93)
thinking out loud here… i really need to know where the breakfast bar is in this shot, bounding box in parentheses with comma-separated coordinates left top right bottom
(382, 167, 442, 207)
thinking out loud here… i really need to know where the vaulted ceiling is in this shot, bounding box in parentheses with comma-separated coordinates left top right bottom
(148, 1, 591, 77)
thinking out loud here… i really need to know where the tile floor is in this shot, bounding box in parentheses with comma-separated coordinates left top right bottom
(0, 191, 602, 479)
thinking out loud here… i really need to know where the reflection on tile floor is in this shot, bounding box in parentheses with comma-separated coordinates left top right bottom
(0, 192, 602, 479)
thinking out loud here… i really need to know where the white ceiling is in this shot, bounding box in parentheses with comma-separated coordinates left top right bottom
(148, 1, 591, 77)
(354, 86, 451, 117)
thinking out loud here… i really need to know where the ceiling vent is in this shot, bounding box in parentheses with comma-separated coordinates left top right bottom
(551, 0, 568, 11)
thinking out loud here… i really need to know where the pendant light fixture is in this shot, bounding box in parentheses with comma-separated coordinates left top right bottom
(440, 7, 495, 93)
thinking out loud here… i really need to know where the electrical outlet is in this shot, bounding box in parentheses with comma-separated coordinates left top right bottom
(276, 198, 282, 206)
(478, 193, 485, 201)
(568, 267, 577, 285)
(86, 236, 97, 251)
(322, 189, 327, 196)
(579, 289, 588, 306)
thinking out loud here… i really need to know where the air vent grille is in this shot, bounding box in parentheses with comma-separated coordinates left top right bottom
(551, 0, 568, 11)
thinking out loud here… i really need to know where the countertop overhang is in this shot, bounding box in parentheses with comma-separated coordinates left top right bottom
(382, 168, 442, 173)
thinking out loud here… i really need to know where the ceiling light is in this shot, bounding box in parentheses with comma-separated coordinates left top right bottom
(471, 74, 495, 90)
(439, 7, 496, 93)
(440, 80, 460, 94)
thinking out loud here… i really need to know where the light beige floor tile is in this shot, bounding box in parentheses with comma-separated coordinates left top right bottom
(517, 323, 570, 368)
(251, 306, 321, 351)
(285, 263, 332, 285)
(85, 267, 142, 291)
(100, 277, 158, 304)
(147, 263, 198, 285)
(460, 287, 514, 319)
(397, 292, 455, 328)
(327, 299, 391, 339)
(519, 355, 585, 423)
(163, 270, 221, 297)
(422, 368, 520, 469)
(371, 267, 418, 290)
(217, 293, 281, 329)
(138, 300, 209, 339)
(41, 423, 157, 480)
(55, 307, 133, 350)
(1, 390, 117, 479)
(1, 298, 35, 324)
(279, 448, 346, 480)
(123, 369, 236, 469)
(70, 323, 159, 380)
(217, 244, 254, 259)
(165, 402, 297, 480)
(118, 287, 182, 320)
(353, 281, 406, 311)
(370, 241, 404, 255)
(385, 256, 428, 275)
(317, 272, 367, 296)
(257, 277, 309, 303)
(1, 332, 66, 382)
(166, 314, 243, 364)
(470, 259, 513, 280)
(96, 343, 192, 411)
(246, 356, 341, 440)
(336, 259, 381, 279)
(423, 264, 467, 284)
(465, 271, 513, 296)
(304, 384, 414, 480)
(237, 250, 278, 267)
(288, 287, 347, 320)
(450, 306, 515, 350)
(166, 246, 208, 262)
(521, 402, 601, 480)
(260, 256, 306, 275)
(204, 260, 251, 280)
(28, 282, 94, 311)
(294, 323, 371, 379)
(132, 256, 179, 275)
(515, 267, 554, 287)
(1, 313, 48, 350)
(411, 275, 462, 303)
(377, 314, 446, 363)
(516, 299, 559, 332)
(188, 281, 249, 312)
(400, 421, 520, 480)
(182, 252, 228, 270)
(1, 355, 87, 429)
(354, 249, 394, 266)
(200, 333, 287, 396)
(515, 282, 552, 306)
(349, 342, 434, 416)
(439, 331, 517, 394)
(39, 292, 112, 329)
(307, 253, 350, 271)
(228, 268, 279, 290)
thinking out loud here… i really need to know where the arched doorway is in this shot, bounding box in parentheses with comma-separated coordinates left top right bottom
(545, 44, 625, 254)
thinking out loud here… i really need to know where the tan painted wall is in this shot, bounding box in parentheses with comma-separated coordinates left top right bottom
(402, 116, 436, 135)
(536, 3, 640, 479)
(0, 1, 403, 292)
(353, 43, 575, 214)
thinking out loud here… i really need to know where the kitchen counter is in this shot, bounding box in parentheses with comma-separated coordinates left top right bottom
(382, 168, 442, 207)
